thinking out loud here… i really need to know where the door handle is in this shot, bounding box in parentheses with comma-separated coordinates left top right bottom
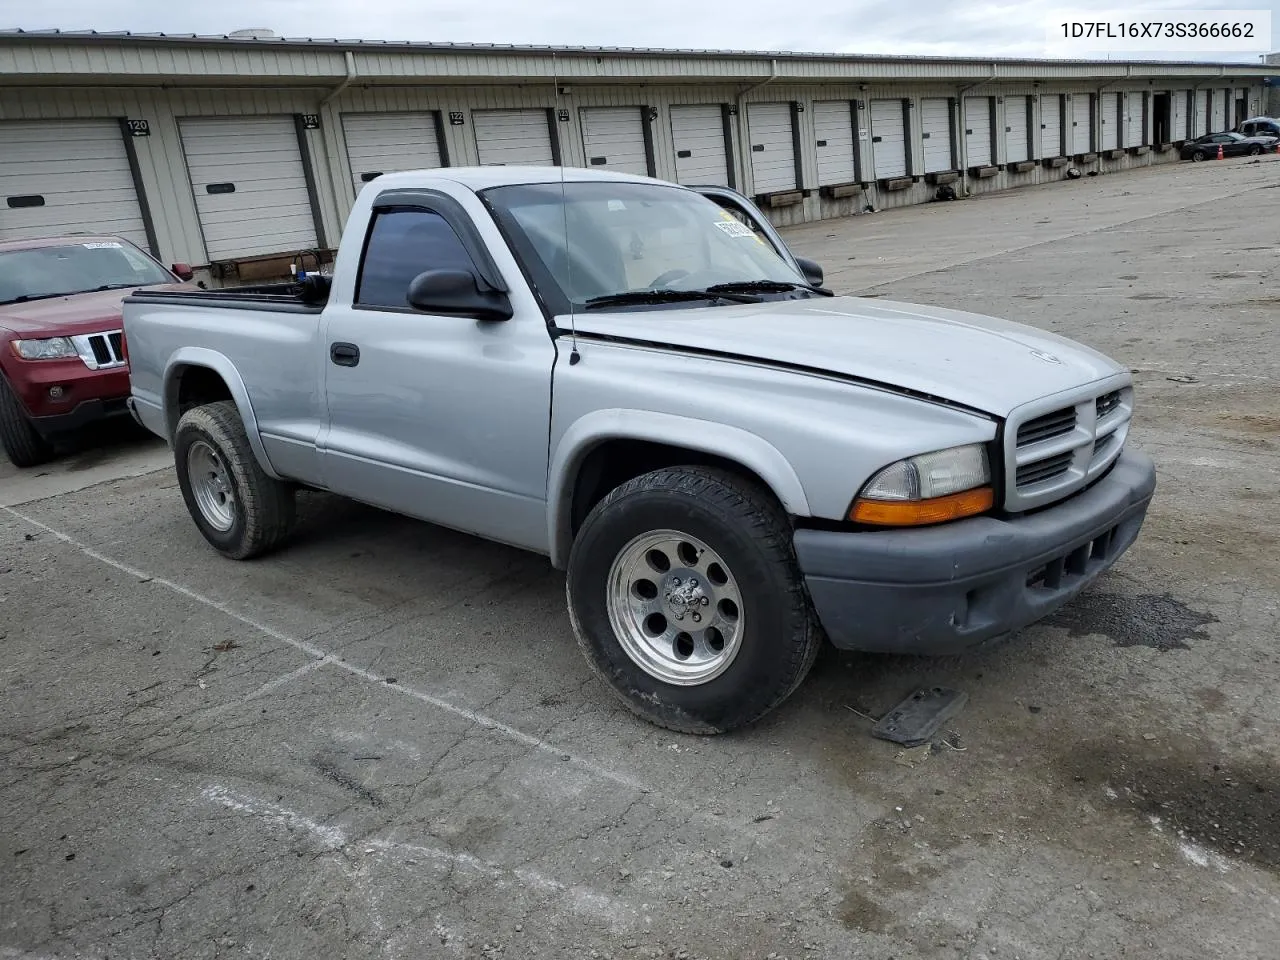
(330, 342, 360, 367)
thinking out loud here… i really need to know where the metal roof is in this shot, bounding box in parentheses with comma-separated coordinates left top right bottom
(0, 27, 1271, 70)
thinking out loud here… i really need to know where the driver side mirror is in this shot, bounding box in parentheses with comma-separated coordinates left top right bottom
(407, 269, 513, 322)
(795, 256, 824, 288)
(170, 262, 195, 281)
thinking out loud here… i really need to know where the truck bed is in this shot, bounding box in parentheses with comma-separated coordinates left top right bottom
(126, 274, 331, 310)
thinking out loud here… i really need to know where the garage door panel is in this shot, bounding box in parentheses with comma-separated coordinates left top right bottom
(921, 98, 953, 173)
(180, 115, 318, 261)
(813, 100, 856, 185)
(580, 107, 649, 176)
(869, 99, 907, 179)
(1041, 95, 1063, 157)
(473, 110, 555, 166)
(342, 112, 443, 189)
(964, 97, 993, 167)
(1173, 92, 1189, 139)
(1123, 93, 1143, 147)
(670, 105, 729, 186)
(0, 119, 150, 247)
(746, 103, 797, 193)
(1005, 95, 1030, 163)
(1070, 96, 1092, 153)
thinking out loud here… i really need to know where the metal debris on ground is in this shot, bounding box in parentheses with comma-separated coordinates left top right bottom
(872, 687, 969, 747)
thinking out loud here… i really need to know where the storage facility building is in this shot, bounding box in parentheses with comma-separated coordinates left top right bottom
(0, 29, 1271, 282)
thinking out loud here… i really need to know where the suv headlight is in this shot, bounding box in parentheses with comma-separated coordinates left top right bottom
(850, 443, 993, 526)
(12, 337, 78, 360)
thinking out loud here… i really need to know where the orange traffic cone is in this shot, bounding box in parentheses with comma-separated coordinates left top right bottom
(1217, 143, 1224, 160)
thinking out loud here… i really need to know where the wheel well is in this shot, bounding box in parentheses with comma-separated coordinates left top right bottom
(569, 439, 778, 538)
(174, 366, 233, 415)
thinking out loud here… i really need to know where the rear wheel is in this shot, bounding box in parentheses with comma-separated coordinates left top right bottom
(0, 376, 54, 468)
(566, 466, 822, 734)
(1191, 150, 1206, 162)
(174, 401, 296, 559)
(1249, 145, 1263, 156)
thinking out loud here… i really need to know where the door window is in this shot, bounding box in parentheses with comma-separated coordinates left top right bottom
(355, 208, 478, 309)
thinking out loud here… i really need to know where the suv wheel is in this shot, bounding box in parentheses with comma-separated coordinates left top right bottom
(566, 466, 822, 734)
(0, 376, 54, 468)
(174, 400, 296, 559)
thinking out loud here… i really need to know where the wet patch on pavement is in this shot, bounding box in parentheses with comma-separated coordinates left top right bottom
(1046, 592, 1216, 651)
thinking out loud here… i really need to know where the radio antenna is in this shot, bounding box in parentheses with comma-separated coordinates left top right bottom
(553, 52, 581, 365)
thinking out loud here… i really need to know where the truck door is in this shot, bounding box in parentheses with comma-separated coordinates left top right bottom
(318, 190, 556, 553)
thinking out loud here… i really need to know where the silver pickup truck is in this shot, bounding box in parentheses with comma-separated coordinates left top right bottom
(124, 167, 1156, 734)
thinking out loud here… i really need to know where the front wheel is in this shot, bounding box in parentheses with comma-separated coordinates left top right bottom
(173, 401, 296, 560)
(0, 376, 54, 468)
(1191, 151, 1206, 162)
(566, 467, 822, 734)
(1249, 145, 1263, 156)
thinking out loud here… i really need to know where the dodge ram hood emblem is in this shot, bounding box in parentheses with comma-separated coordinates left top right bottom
(1030, 349, 1062, 364)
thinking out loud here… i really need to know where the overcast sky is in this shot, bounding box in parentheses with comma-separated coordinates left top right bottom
(9, 0, 1279, 59)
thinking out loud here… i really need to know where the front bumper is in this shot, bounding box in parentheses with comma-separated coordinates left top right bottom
(793, 449, 1157, 655)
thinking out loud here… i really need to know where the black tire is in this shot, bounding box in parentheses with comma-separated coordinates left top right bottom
(173, 400, 296, 560)
(1249, 145, 1262, 156)
(0, 375, 54, 468)
(566, 466, 822, 734)
(1191, 151, 1206, 162)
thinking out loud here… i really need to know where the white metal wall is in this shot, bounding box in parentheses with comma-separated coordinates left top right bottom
(179, 116, 317, 261)
(1004, 95, 1030, 163)
(668, 104, 729, 186)
(812, 100, 857, 185)
(1040, 94, 1063, 157)
(920, 98, 953, 171)
(964, 97, 993, 166)
(0, 119, 149, 247)
(869, 99, 908, 178)
(341, 112, 443, 190)
(746, 102, 797, 193)
(580, 106, 649, 176)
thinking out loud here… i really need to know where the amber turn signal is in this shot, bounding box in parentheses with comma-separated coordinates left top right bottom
(850, 486, 994, 526)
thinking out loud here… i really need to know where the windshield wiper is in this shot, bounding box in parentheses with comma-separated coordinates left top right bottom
(704, 280, 833, 297)
(584, 289, 761, 310)
(0, 292, 63, 306)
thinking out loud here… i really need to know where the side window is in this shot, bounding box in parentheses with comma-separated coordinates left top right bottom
(355, 208, 478, 309)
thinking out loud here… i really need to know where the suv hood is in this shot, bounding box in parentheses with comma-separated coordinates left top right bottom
(567, 295, 1126, 417)
(0, 284, 184, 338)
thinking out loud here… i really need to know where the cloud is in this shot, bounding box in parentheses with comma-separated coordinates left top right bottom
(9, 0, 1277, 59)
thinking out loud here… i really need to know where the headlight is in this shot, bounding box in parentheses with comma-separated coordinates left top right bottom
(12, 337, 78, 360)
(850, 443, 994, 526)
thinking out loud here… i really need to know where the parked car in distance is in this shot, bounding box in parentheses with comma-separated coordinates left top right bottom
(123, 167, 1157, 734)
(0, 235, 193, 466)
(1180, 131, 1279, 160)
(1238, 116, 1280, 138)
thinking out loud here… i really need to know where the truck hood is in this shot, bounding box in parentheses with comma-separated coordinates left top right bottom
(0, 284, 184, 338)
(566, 295, 1126, 417)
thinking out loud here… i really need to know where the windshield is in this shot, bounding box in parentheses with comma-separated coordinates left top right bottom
(0, 241, 173, 305)
(482, 181, 807, 311)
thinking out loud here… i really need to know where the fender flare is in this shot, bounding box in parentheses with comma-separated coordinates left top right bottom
(547, 408, 811, 569)
(162, 347, 281, 480)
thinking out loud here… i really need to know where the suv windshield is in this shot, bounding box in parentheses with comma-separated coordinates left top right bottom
(0, 241, 173, 305)
(482, 180, 810, 312)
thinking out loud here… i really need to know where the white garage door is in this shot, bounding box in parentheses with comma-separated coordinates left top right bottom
(1040, 95, 1063, 157)
(473, 109, 555, 167)
(1173, 91, 1189, 139)
(180, 116, 317, 262)
(964, 97, 993, 167)
(921, 98, 954, 172)
(342, 112, 443, 190)
(1070, 95, 1092, 154)
(1194, 91, 1209, 137)
(669, 105, 729, 186)
(1210, 90, 1227, 132)
(1005, 95, 1030, 163)
(746, 103, 797, 193)
(1123, 93, 1144, 147)
(580, 107, 649, 177)
(868, 99, 908, 179)
(1100, 93, 1120, 150)
(0, 120, 149, 247)
(812, 100, 856, 186)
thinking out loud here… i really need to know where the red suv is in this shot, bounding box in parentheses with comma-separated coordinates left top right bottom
(0, 236, 192, 467)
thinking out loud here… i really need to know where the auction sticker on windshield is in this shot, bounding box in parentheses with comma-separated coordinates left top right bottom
(714, 219, 758, 239)
(82, 242, 123, 249)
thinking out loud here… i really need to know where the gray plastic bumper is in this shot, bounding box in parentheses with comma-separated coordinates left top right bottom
(793, 449, 1157, 655)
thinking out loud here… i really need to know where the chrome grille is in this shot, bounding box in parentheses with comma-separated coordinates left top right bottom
(1003, 378, 1134, 512)
(70, 329, 127, 370)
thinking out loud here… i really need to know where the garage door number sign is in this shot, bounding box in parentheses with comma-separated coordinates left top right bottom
(126, 119, 150, 137)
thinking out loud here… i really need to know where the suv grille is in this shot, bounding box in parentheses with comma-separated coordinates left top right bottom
(1004, 382, 1134, 511)
(70, 330, 127, 370)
